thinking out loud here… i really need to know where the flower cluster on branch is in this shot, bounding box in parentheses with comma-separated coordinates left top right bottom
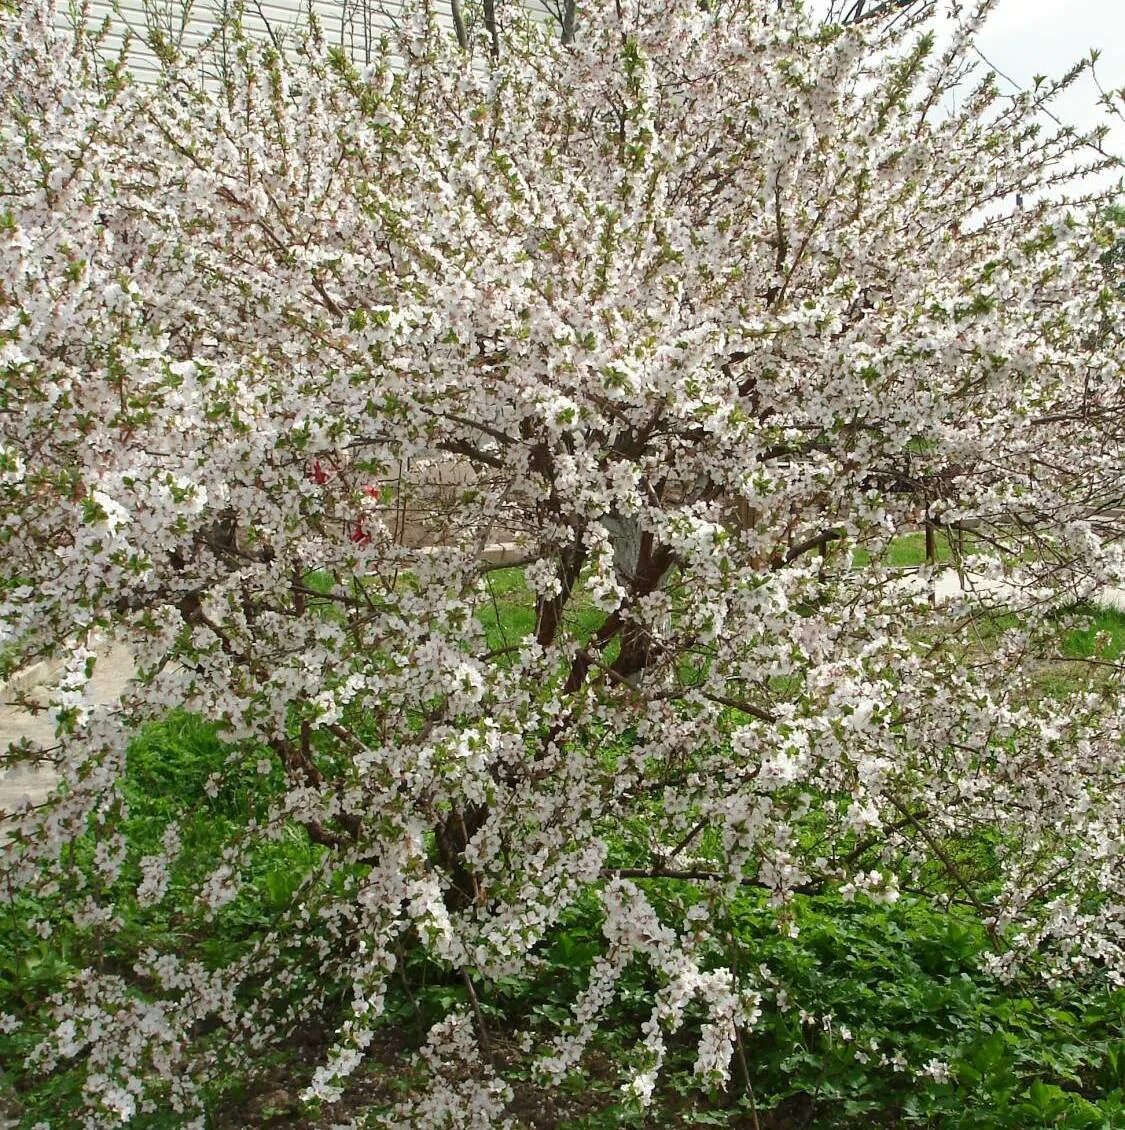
(1, 0, 1122, 1121)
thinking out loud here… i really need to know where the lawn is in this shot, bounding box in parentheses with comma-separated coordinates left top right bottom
(1061, 605, 1125, 662)
(1, 567, 1122, 1128)
(3, 708, 1122, 1127)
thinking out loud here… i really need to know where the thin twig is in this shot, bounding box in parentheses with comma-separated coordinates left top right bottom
(460, 967, 494, 1065)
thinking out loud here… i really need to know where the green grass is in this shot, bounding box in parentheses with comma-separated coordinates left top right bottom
(1061, 605, 1125, 661)
(479, 566, 538, 647)
(3, 570, 1122, 1127)
(477, 566, 605, 651)
(850, 531, 984, 569)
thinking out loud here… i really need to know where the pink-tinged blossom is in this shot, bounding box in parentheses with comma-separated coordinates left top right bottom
(1, 0, 1123, 1121)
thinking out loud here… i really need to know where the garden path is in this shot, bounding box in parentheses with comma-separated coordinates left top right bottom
(932, 570, 1125, 611)
(1, 575, 1121, 819)
(0, 644, 135, 819)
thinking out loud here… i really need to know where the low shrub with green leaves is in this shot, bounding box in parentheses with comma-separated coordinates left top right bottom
(4, 709, 1124, 1127)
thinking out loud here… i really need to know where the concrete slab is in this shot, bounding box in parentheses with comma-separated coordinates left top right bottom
(0, 571, 1118, 824)
(0, 643, 135, 819)
(1098, 587, 1125, 613)
(932, 569, 1125, 612)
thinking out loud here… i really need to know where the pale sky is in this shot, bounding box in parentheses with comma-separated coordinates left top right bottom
(73, 0, 1125, 185)
(805, 1, 1124, 191)
(970, 0, 1124, 187)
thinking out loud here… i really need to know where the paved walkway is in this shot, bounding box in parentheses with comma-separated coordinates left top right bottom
(1, 574, 1121, 818)
(0, 644, 135, 818)
(931, 569, 1125, 612)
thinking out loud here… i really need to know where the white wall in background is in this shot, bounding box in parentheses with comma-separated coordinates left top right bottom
(64, 0, 558, 82)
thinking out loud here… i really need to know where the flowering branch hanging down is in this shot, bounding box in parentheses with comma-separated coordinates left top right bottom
(1, 0, 1122, 1122)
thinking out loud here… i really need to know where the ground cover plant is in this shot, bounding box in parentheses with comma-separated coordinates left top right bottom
(3, 707, 1124, 1127)
(1, 0, 1123, 1124)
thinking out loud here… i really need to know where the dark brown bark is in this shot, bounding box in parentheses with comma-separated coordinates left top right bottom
(435, 802, 490, 911)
